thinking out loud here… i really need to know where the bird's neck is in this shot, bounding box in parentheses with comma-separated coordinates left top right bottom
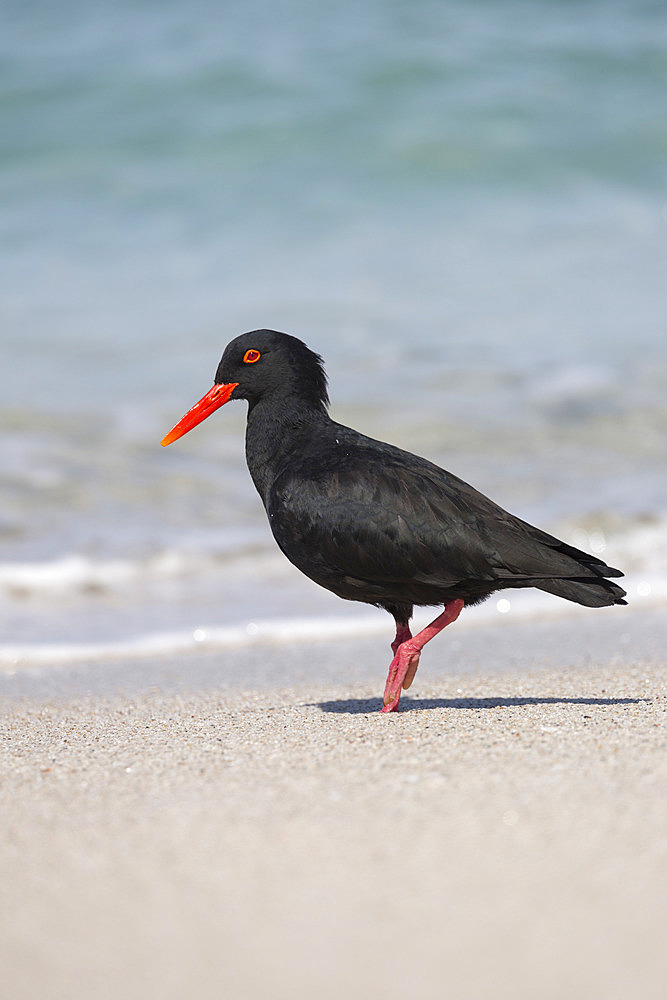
(244, 394, 330, 506)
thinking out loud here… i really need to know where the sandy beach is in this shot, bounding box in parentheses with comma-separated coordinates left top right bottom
(1, 605, 666, 1000)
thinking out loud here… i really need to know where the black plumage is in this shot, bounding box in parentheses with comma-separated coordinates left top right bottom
(162, 329, 626, 711)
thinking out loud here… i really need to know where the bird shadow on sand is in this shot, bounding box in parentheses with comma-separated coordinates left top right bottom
(315, 695, 649, 715)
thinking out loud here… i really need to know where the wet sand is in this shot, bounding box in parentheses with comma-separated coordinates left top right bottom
(1, 607, 666, 1000)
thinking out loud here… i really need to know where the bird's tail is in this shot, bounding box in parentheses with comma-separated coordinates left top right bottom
(510, 523, 627, 607)
(536, 575, 627, 607)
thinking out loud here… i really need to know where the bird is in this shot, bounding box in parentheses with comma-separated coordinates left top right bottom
(161, 329, 626, 712)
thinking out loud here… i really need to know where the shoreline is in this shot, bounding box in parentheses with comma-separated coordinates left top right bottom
(1, 602, 664, 702)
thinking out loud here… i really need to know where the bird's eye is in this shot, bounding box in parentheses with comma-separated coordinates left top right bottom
(243, 349, 261, 364)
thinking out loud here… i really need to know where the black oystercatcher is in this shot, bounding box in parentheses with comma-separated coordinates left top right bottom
(162, 330, 626, 712)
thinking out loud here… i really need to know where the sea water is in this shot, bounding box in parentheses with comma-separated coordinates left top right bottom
(1, 0, 666, 666)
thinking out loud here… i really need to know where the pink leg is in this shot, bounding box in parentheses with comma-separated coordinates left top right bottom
(384, 621, 412, 696)
(391, 622, 412, 656)
(381, 599, 464, 713)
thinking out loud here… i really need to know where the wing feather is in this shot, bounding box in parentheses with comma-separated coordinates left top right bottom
(262, 425, 623, 612)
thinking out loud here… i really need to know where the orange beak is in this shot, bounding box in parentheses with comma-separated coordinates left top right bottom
(161, 382, 239, 447)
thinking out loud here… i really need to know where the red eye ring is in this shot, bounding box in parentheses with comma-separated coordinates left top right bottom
(243, 349, 261, 364)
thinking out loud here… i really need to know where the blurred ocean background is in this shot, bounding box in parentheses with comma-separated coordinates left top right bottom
(1, 0, 666, 665)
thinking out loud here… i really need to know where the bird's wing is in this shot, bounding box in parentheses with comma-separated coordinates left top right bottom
(268, 443, 617, 593)
(268, 449, 509, 592)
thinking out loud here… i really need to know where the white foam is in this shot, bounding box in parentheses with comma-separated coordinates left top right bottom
(0, 547, 282, 596)
(0, 555, 139, 593)
(2, 574, 663, 671)
(0, 614, 387, 668)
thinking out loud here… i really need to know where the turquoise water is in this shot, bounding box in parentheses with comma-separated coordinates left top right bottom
(1, 0, 666, 653)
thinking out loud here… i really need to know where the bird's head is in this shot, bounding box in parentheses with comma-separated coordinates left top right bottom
(161, 329, 329, 446)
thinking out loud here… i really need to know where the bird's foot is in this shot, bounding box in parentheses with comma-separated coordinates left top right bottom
(380, 600, 465, 713)
(381, 643, 421, 712)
